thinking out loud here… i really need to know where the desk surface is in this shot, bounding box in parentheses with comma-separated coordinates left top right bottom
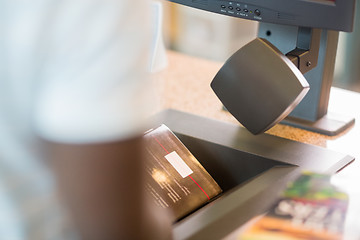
(153, 51, 360, 239)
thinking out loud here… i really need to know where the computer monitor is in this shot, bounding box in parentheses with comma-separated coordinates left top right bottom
(169, 0, 355, 32)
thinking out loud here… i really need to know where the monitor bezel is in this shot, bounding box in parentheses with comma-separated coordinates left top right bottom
(170, 0, 356, 32)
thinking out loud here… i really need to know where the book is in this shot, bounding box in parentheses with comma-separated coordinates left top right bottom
(238, 171, 349, 240)
(144, 124, 222, 221)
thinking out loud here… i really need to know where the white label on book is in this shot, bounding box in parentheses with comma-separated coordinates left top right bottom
(165, 151, 193, 178)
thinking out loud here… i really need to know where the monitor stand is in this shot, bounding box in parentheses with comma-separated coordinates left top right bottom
(258, 23, 355, 136)
(155, 109, 354, 240)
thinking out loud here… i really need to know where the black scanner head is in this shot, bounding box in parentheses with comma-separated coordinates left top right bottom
(211, 38, 309, 135)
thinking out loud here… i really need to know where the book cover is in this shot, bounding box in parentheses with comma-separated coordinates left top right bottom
(144, 124, 222, 221)
(238, 171, 348, 240)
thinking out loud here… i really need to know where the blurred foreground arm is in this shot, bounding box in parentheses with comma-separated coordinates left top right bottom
(48, 137, 172, 240)
(33, 0, 172, 239)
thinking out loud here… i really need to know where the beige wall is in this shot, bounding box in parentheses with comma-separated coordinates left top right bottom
(162, 1, 258, 62)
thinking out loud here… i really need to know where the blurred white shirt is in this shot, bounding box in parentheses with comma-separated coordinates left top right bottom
(0, 0, 152, 239)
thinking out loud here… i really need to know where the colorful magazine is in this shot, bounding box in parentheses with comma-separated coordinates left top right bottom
(239, 172, 348, 240)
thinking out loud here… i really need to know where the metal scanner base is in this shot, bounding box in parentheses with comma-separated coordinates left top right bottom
(155, 109, 354, 240)
(282, 112, 355, 136)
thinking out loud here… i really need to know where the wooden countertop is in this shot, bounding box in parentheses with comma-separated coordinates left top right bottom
(152, 50, 360, 239)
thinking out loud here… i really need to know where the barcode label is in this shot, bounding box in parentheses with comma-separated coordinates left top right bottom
(165, 151, 193, 178)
